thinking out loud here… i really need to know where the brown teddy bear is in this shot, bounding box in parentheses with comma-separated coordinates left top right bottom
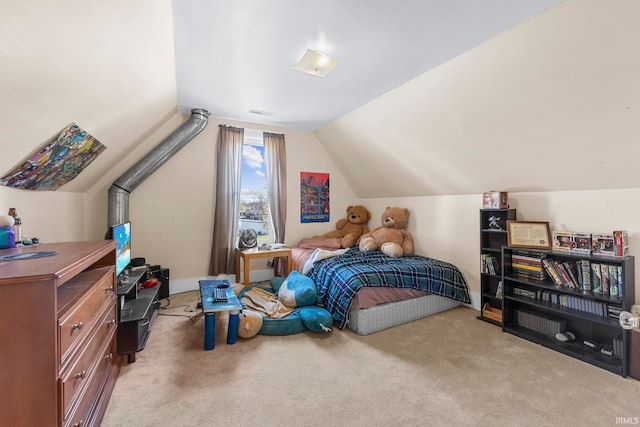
(359, 206, 414, 257)
(316, 205, 371, 248)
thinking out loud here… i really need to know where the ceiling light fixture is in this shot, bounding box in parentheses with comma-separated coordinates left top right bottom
(249, 109, 275, 116)
(294, 49, 339, 78)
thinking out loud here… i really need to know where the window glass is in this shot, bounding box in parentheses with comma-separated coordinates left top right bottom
(239, 131, 271, 244)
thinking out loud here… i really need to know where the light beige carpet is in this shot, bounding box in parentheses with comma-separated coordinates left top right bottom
(102, 291, 640, 427)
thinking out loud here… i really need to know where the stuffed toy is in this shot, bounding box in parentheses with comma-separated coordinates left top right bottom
(315, 205, 370, 248)
(234, 271, 333, 338)
(359, 206, 414, 258)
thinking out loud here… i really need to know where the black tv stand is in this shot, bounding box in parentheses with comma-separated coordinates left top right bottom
(116, 267, 160, 363)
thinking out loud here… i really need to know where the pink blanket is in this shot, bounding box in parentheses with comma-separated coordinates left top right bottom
(291, 237, 342, 272)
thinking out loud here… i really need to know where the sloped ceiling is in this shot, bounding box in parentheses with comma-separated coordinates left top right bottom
(172, 0, 561, 131)
(0, 0, 180, 194)
(4, 1, 638, 200)
(314, 0, 640, 197)
(174, 0, 640, 199)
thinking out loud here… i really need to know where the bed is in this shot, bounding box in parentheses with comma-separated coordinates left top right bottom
(289, 239, 470, 335)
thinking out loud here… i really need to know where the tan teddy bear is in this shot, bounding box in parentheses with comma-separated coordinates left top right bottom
(316, 205, 371, 248)
(359, 206, 414, 257)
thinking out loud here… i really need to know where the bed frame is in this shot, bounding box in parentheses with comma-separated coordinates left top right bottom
(289, 240, 468, 336)
(347, 294, 462, 335)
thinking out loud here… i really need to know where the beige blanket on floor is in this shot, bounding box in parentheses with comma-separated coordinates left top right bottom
(241, 287, 293, 319)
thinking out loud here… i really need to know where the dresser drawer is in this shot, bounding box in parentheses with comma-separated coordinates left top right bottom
(63, 334, 118, 427)
(60, 300, 117, 420)
(59, 268, 116, 365)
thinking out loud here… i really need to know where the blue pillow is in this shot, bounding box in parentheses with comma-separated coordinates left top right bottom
(259, 309, 307, 335)
(277, 271, 317, 308)
(259, 307, 333, 335)
(300, 306, 333, 333)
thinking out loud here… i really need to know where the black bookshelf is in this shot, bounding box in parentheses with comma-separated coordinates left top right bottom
(477, 208, 516, 325)
(501, 246, 635, 377)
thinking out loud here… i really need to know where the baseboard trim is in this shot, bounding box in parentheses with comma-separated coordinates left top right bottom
(169, 274, 482, 313)
(168, 269, 275, 295)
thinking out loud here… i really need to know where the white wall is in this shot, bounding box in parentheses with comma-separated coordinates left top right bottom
(0, 188, 84, 243)
(360, 188, 640, 308)
(0, 0, 179, 243)
(120, 116, 357, 292)
(2, 0, 639, 308)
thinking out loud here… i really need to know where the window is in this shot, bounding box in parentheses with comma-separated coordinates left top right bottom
(238, 129, 272, 243)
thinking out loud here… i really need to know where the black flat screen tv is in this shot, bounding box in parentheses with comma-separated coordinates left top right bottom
(109, 222, 131, 277)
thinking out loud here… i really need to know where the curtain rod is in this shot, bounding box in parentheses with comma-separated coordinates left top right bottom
(218, 124, 284, 136)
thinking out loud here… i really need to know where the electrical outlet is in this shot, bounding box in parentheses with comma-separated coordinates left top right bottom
(267, 258, 274, 267)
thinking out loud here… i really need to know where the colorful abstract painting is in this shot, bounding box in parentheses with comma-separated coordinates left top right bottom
(0, 123, 106, 191)
(300, 171, 329, 223)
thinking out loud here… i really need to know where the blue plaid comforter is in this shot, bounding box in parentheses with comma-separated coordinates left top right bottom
(308, 248, 470, 329)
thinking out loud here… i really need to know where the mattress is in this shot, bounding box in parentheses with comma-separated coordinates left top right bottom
(349, 286, 429, 311)
(347, 293, 461, 336)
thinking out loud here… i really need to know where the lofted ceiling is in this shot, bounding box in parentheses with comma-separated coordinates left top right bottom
(172, 0, 562, 131)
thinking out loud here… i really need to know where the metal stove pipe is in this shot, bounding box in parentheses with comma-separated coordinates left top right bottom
(107, 108, 210, 227)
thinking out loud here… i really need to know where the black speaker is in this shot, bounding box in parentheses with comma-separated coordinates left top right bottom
(158, 268, 170, 300)
(148, 265, 170, 299)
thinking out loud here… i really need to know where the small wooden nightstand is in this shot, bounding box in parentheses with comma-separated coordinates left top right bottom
(235, 247, 293, 285)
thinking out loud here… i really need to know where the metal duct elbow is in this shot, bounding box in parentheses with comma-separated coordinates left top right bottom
(108, 108, 210, 227)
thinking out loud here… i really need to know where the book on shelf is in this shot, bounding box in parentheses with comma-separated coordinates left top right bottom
(539, 291, 608, 318)
(591, 263, 602, 294)
(553, 260, 576, 288)
(617, 266, 624, 297)
(575, 260, 584, 289)
(511, 251, 545, 281)
(481, 254, 500, 275)
(541, 258, 563, 286)
(608, 265, 619, 297)
(580, 260, 592, 291)
(563, 262, 580, 289)
(512, 250, 547, 262)
(600, 264, 610, 295)
(513, 287, 537, 299)
(495, 280, 503, 298)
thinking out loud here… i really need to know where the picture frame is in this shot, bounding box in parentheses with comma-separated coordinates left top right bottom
(506, 220, 552, 250)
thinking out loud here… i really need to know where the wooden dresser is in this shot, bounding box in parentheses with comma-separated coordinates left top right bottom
(0, 240, 120, 427)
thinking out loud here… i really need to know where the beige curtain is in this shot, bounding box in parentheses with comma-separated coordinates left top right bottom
(263, 132, 287, 244)
(209, 125, 244, 275)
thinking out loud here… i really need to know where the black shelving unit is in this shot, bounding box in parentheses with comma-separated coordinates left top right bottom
(116, 268, 160, 363)
(478, 208, 516, 325)
(501, 246, 635, 377)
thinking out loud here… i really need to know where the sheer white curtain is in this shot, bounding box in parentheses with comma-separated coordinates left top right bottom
(209, 125, 244, 275)
(263, 132, 287, 244)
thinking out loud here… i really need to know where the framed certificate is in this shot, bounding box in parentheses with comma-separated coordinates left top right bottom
(506, 220, 552, 250)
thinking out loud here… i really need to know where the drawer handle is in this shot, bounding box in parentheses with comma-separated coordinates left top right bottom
(106, 319, 116, 327)
(71, 322, 84, 331)
(105, 285, 114, 293)
(105, 352, 114, 361)
(75, 370, 86, 379)
(73, 420, 84, 427)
